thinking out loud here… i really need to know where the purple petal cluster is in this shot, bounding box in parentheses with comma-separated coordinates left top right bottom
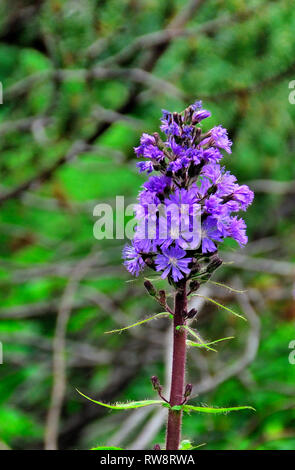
(155, 246, 192, 282)
(123, 101, 254, 283)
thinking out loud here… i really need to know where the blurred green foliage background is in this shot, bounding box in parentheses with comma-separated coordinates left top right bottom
(0, 0, 295, 450)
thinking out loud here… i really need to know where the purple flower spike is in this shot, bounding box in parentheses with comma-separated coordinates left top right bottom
(123, 101, 253, 283)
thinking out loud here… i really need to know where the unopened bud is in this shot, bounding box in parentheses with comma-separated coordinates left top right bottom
(158, 290, 166, 306)
(173, 112, 181, 125)
(184, 106, 194, 121)
(207, 184, 218, 195)
(192, 110, 211, 125)
(144, 280, 157, 297)
(144, 257, 156, 270)
(186, 308, 197, 319)
(184, 383, 193, 398)
(151, 375, 162, 392)
(190, 260, 201, 275)
(207, 255, 223, 273)
(153, 132, 160, 143)
(188, 160, 204, 178)
(189, 280, 200, 292)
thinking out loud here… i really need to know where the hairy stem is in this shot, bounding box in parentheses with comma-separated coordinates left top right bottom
(165, 283, 187, 450)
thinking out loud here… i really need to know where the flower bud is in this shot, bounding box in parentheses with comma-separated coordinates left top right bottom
(151, 375, 162, 392)
(153, 132, 160, 143)
(207, 255, 223, 273)
(192, 110, 211, 124)
(144, 257, 156, 270)
(158, 290, 166, 306)
(186, 308, 197, 319)
(189, 280, 200, 293)
(184, 383, 193, 398)
(144, 280, 157, 297)
(173, 112, 181, 125)
(189, 260, 201, 275)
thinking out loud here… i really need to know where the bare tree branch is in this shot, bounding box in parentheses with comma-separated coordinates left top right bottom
(44, 253, 96, 450)
(222, 252, 295, 277)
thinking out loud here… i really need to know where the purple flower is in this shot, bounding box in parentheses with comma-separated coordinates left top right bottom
(134, 133, 155, 156)
(202, 164, 237, 196)
(201, 216, 223, 253)
(134, 133, 164, 161)
(136, 161, 154, 174)
(122, 243, 145, 276)
(192, 109, 211, 123)
(167, 159, 183, 173)
(231, 184, 254, 210)
(191, 100, 203, 111)
(143, 175, 171, 194)
(210, 126, 232, 153)
(203, 195, 223, 215)
(160, 110, 181, 137)
(165, 187, 198, 211)
(155, 246, 192, 281)
(202, 147, 222, 163)
(227, 216, 248, 246)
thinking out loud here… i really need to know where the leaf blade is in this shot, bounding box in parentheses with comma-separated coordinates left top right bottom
(104, 312, 170, 334)
(183, 404, 255, 414)
(187, 336, 234, 349)
(180, 325, 217, 352)
(77, 390, 163, 410)
(208, 280, 247, 293)
(191, 294, 246, 321)
(91, 446, 124, 450)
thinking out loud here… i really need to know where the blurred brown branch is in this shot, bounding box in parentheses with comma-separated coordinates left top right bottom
(0, 0, 205, 207)
(44, 253, 96, 450)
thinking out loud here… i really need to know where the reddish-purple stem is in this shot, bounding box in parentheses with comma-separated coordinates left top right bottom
(165, 284, 187, 450)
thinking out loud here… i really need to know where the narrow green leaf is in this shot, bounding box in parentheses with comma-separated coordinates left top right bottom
(181, 325, 217, 352)
(171, 405, 183, 411)
(191, 294, 246, 321)
(91, 446, 124, 450)
(187, 336, 234, 349)
(208, 280, 247, 293)
(183, 404, 255, 414)
(190, 443, 207, 450)
(104, 312, 170, 334)
(126, 276, 163, 284)
(144, 276, 163, 282)
(161, 402, 170, 409)
(180, 440, 206, 450)
(77, 390, 162, 410)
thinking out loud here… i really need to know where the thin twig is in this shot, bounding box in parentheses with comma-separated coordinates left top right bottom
(44, 253, 96, 450)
